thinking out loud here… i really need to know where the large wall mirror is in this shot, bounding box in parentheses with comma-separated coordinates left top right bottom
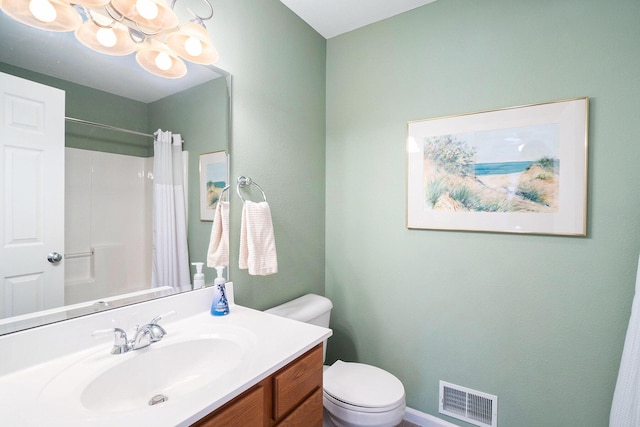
(0, 11, 231, 335)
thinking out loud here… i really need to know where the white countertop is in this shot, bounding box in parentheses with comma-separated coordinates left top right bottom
(0, 285, 331, 426)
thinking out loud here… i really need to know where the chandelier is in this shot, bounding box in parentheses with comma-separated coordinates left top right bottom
(0, 0, 219, 78)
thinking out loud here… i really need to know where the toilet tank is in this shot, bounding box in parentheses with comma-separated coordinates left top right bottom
(265, 294, 332, 362)
(265, 294, 332, 327)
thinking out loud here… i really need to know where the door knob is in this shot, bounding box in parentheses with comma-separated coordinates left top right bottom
(47, 252, 63, 264)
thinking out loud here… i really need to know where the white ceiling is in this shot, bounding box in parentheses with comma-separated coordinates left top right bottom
(280, 0, 438, 39)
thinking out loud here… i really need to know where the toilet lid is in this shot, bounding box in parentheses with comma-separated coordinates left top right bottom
(323, 360, 405, 409)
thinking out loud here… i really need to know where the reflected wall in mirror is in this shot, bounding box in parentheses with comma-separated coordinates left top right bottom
(0, 12, 231, 335)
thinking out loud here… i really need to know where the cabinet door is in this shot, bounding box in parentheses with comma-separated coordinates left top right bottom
(273, 345, 323, 420)
(276, 388, 323, 427)
(193, 384, 264, 427)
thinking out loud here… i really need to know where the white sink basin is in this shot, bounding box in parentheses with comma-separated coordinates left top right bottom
(81, 338, 244, 413)
(37, 326, 256, 419)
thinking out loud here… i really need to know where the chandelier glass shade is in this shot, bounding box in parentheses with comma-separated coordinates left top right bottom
(166, 21, 218, 65)
(110, 0, 178, 31)
(1, 0, 82, 31)
(0, 0, 218, 78)
(136, 38, 187, 78)
(75, 16, 136, 55)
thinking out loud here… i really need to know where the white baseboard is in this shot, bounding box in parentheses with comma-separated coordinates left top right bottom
(404, 407, 460, 427)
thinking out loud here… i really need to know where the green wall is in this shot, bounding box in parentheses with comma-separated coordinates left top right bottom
(148, 77, 230, 279)
(211, 0, 327, 307)
(325, 0, 640, 426)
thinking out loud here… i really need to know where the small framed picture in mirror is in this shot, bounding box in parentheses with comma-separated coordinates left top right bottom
(199, 150, 229, 221)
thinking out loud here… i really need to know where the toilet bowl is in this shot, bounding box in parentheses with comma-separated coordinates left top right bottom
(323, 360, 405, 427)
(265, 294, 406, 427)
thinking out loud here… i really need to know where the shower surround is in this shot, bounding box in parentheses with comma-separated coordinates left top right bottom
(64, 148, 153, 305)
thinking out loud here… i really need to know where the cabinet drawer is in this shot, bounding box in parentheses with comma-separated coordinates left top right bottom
(192, 384, 264, 427)
(273, 345, 323, 420)
(276, 387, 322, 427)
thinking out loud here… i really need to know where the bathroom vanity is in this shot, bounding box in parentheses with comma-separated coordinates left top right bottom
(192, 344, 323, 426)
(0, 285, 330, 426)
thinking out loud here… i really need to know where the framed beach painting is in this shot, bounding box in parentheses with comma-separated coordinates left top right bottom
(199, 150, 229, 221)
(406, 98, 588, 235)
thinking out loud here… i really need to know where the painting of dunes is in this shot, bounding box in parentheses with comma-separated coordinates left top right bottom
(423, 124, 560, 213)
(406, 98, 588, 235)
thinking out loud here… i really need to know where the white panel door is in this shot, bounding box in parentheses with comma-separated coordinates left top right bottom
(0, 72, 65, 318)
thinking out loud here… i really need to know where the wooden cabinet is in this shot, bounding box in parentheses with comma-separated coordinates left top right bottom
(192, 384, 265, 427)
(277, 388, 322, 427)
(191, 344, 323, 427)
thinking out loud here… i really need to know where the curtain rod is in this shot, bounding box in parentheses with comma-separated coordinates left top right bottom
(65, 116, 154, 138)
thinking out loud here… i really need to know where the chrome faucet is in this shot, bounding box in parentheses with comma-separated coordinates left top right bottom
(107, 327, 130, 354)
(92, 311, 175, 354)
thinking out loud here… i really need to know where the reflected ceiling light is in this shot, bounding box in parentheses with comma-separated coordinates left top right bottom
(0, 0, 218, 78)
(1, 0, 81, 31)
(406, 136, 420, 153)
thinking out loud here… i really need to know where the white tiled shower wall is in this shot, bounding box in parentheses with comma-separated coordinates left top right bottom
(64, 148, 153, 305)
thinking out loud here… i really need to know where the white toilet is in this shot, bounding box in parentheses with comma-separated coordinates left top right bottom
(265, 294, 406, 427)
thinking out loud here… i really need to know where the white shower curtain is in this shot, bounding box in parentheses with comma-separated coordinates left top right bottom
(151, 129, 191, 291)
(610, 254, 640, 426)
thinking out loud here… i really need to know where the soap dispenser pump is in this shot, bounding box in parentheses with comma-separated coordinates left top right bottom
(211, 266, 229, 316)
(191, 262, 205, 289)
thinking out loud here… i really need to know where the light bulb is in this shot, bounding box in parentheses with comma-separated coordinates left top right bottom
(155, 51, 172, 71)
(135, 0, 158, 20)
(184, 36, 203, 57)
(29, 0, 57, 23)
(96, 27, 117, 48)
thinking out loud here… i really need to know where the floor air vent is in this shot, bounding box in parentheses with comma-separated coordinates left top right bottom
(439, 381, 497, 427)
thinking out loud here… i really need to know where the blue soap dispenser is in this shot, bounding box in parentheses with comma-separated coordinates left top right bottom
(211, 266, 229, 316)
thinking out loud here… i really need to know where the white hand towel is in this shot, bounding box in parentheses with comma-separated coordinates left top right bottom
(239, 201, 278, 276)
(207, 201, 229, 268)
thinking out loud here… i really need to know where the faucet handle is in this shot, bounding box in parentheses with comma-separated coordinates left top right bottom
(132, 326, 153, 349)
(147, 310, 175, 342)
(150, 310, 176, 324)
(92, 328, 130, 354)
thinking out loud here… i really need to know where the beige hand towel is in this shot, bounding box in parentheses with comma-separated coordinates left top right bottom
(239, 201, 278, 276)
(207, 201, 229, 268)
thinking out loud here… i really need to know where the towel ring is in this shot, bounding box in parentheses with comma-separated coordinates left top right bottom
(218, 185, 231, 203)
(236, 176, 267, 203)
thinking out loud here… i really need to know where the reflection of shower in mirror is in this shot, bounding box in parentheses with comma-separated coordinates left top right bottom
(64, 146, 193, 305)
(65, 148, 154, 305)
